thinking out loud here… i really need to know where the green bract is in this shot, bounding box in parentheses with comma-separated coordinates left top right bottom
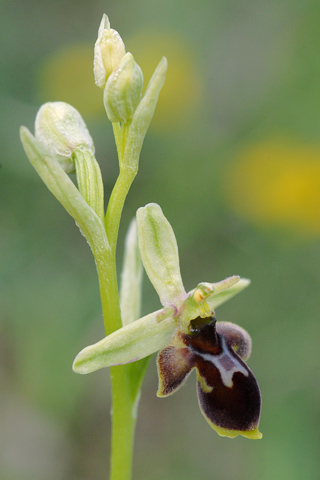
(113, 57, 167, 173)
(120, 219, 143, 326)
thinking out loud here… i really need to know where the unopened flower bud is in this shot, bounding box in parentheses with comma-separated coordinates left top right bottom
(103, 52, 143, 123)
(35, 102, 94, 173)
(94, 14, 126, 89)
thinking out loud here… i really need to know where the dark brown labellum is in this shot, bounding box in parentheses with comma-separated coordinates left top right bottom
(157, 316, 261, 437)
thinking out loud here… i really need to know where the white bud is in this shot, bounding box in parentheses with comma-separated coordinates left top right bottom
(35, 102, 94, 173)
(94, 14, 126, 89)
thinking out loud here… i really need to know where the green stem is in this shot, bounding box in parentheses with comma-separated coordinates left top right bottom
(94, 124, 139, 480)
(95, 246, 136, 480)
(109, 366, 137, 480)
(105, 168, 136, 259)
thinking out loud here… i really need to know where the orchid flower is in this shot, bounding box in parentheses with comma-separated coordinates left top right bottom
(73, 203, 262, 439)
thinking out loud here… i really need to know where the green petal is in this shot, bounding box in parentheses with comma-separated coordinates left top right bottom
(137, 203, 186, 307)
(73, 308, 176, 374)
(204, 278, 250, 309)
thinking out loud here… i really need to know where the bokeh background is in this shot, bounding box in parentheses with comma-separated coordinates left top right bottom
(1, 0, 320, 479)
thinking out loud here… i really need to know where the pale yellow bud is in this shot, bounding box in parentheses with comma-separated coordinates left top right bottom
(94, 14, 126, 89)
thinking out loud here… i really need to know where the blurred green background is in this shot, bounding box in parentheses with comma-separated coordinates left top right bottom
(1, 0, 320, 479)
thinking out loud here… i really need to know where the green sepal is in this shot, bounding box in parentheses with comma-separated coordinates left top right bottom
(137, 203, 186, 307)
(73, 309, 176, 374)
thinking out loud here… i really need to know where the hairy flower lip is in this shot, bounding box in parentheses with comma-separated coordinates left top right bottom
(157, 318, 262, 439)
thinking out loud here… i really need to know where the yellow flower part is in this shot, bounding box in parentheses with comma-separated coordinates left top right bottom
(225, 140, 320, 236)
(37, 45, 104, 118)
(127, 30, 202, 131)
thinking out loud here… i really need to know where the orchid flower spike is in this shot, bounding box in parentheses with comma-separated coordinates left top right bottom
(73, 203, 262, 439)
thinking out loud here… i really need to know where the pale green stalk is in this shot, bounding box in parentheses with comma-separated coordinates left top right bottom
(98, 123, 139, 480)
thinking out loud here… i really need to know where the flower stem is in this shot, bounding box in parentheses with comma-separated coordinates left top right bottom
(95, 243, 137, 480)
(109, 367, 137, 480)
(105, 169, 136, 264)
(94, 125, 139, 479)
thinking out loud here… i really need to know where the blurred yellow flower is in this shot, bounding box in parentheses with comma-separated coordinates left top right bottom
(225, 140, 320, 236)
(127, 30, 202, 131)
(37, 45, 104, 118)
